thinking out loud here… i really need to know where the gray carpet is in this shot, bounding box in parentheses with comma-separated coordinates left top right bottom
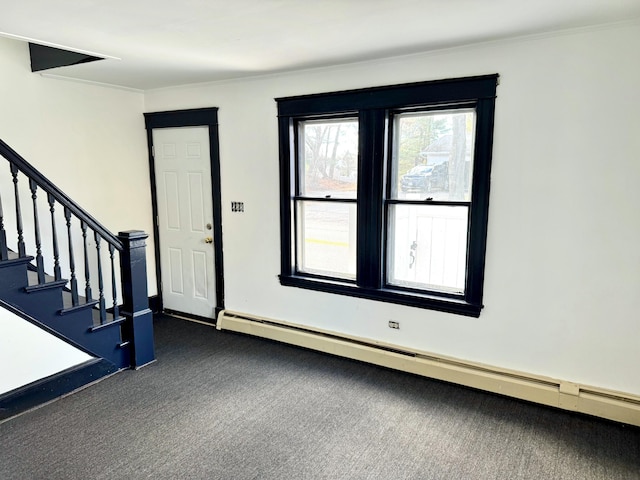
(1, 315, 639, 480)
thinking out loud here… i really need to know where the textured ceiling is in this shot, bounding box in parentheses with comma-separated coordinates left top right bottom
(2, 0, 639, 90)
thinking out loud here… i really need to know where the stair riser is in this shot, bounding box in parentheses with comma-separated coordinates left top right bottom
(0, 263, 30, 299)
(49, 310, 129, 368)
(0, 260, 129, 369)
(25, 288, 65, 312)
(2, 283, 66, 333)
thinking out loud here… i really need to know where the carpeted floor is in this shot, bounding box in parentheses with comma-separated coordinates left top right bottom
(1, 315, 639, 480)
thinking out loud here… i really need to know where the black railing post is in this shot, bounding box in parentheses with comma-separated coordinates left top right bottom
(94, 232, 106, 324)
(29, 179, 45, 283)
(64, 207, 79, 306)
(0, 192, 7, 261)
(10, 163, 26, 257)
(47, 193, 62, 281)
(81, 221, 92, 301)
(118, 230, 155, 368)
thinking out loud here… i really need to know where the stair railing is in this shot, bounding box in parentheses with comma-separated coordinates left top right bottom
(0, 138, 154, 368)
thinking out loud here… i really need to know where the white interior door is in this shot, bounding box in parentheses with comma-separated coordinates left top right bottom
(153, 126, 216, 318)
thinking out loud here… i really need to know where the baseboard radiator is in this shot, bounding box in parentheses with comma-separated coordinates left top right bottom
(217, 310, 640, 427)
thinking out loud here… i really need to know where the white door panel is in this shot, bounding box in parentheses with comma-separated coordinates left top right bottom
(153, 127, 216, 318)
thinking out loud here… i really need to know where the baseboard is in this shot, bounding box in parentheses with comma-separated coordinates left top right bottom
(0, 358, 119, 423)
(216, 310, 640, 427)
(147, 295, 160, 313)
(163, 308, 216, 325)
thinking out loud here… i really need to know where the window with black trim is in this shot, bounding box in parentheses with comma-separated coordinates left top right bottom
(277, 75, 498, 317)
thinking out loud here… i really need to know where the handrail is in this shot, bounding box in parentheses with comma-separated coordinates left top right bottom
(0, 138, 123, 250)
(0, 138, 155, 368)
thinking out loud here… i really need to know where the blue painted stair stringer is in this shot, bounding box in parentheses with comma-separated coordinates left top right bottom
(0, 256, 130, 369)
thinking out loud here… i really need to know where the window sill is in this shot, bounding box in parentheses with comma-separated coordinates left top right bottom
(279, 275, 482, 317)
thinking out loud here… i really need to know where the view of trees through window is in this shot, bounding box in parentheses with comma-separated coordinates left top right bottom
(299, 111, 474, 201)
(297, 119, 358, 279)
(297, 111, 476, 287)
(389, 109, 476, 293)
(394, 113, 449, 180)
(301, 119, 358, 199)
(393, 110, 475, 202)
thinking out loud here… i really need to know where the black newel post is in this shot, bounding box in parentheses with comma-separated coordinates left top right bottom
(118, 230, 155, 368)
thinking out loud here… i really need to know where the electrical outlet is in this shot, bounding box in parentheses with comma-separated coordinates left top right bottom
(388, 320, 400, 329)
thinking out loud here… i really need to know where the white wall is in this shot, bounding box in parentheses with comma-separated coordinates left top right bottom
(0, 37, 155, 388)
(145, 21, 640, 396)
(0, 305, 92, 394)
(0, 37, 156, 295)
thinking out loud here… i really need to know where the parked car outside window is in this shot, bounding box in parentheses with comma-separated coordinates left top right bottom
(400, 165, 434, 192)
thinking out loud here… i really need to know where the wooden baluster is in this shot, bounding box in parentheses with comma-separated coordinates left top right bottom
(10, 163, 26, 257)
(29, 179, 45, 283)
(95, 232, 106, 324)
(81, 221, 92, 301)
(109, 243, 120, 320)
(47, 193, 62, 281)
(0, 191, 7, 261)
(64, 207, 79, 306)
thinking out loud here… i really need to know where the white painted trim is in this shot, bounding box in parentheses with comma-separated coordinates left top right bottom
(217, 310, 640, 427)
(0, 32, 120, 60)
(37, 73, 144, 93)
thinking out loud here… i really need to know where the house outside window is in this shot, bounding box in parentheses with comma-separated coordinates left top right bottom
(277, 75, 498, 317)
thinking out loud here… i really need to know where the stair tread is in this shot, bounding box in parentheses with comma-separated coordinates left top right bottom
(5, 252, 121, 326)
(0, 253, 34, 268)
(26, 269, 57, 285)
(91, 307, 124, 326)
(59, 291, 123, 326)
(24, 279, 67, 294)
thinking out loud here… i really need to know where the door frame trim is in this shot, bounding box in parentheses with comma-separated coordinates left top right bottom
(144, 108, 225, 321)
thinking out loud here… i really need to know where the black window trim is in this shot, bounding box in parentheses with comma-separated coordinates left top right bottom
(277, 74, 498, 317)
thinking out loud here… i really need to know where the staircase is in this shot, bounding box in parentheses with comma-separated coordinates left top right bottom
(0, 138, 155, 380)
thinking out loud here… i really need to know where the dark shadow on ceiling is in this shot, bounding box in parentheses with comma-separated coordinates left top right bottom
(29, 43, 104, 72)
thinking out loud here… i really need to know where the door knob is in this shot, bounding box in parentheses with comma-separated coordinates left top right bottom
(204, 237, 213, 244)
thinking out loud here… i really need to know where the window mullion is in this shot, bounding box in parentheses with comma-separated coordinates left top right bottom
(356, 109, 386, 289)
